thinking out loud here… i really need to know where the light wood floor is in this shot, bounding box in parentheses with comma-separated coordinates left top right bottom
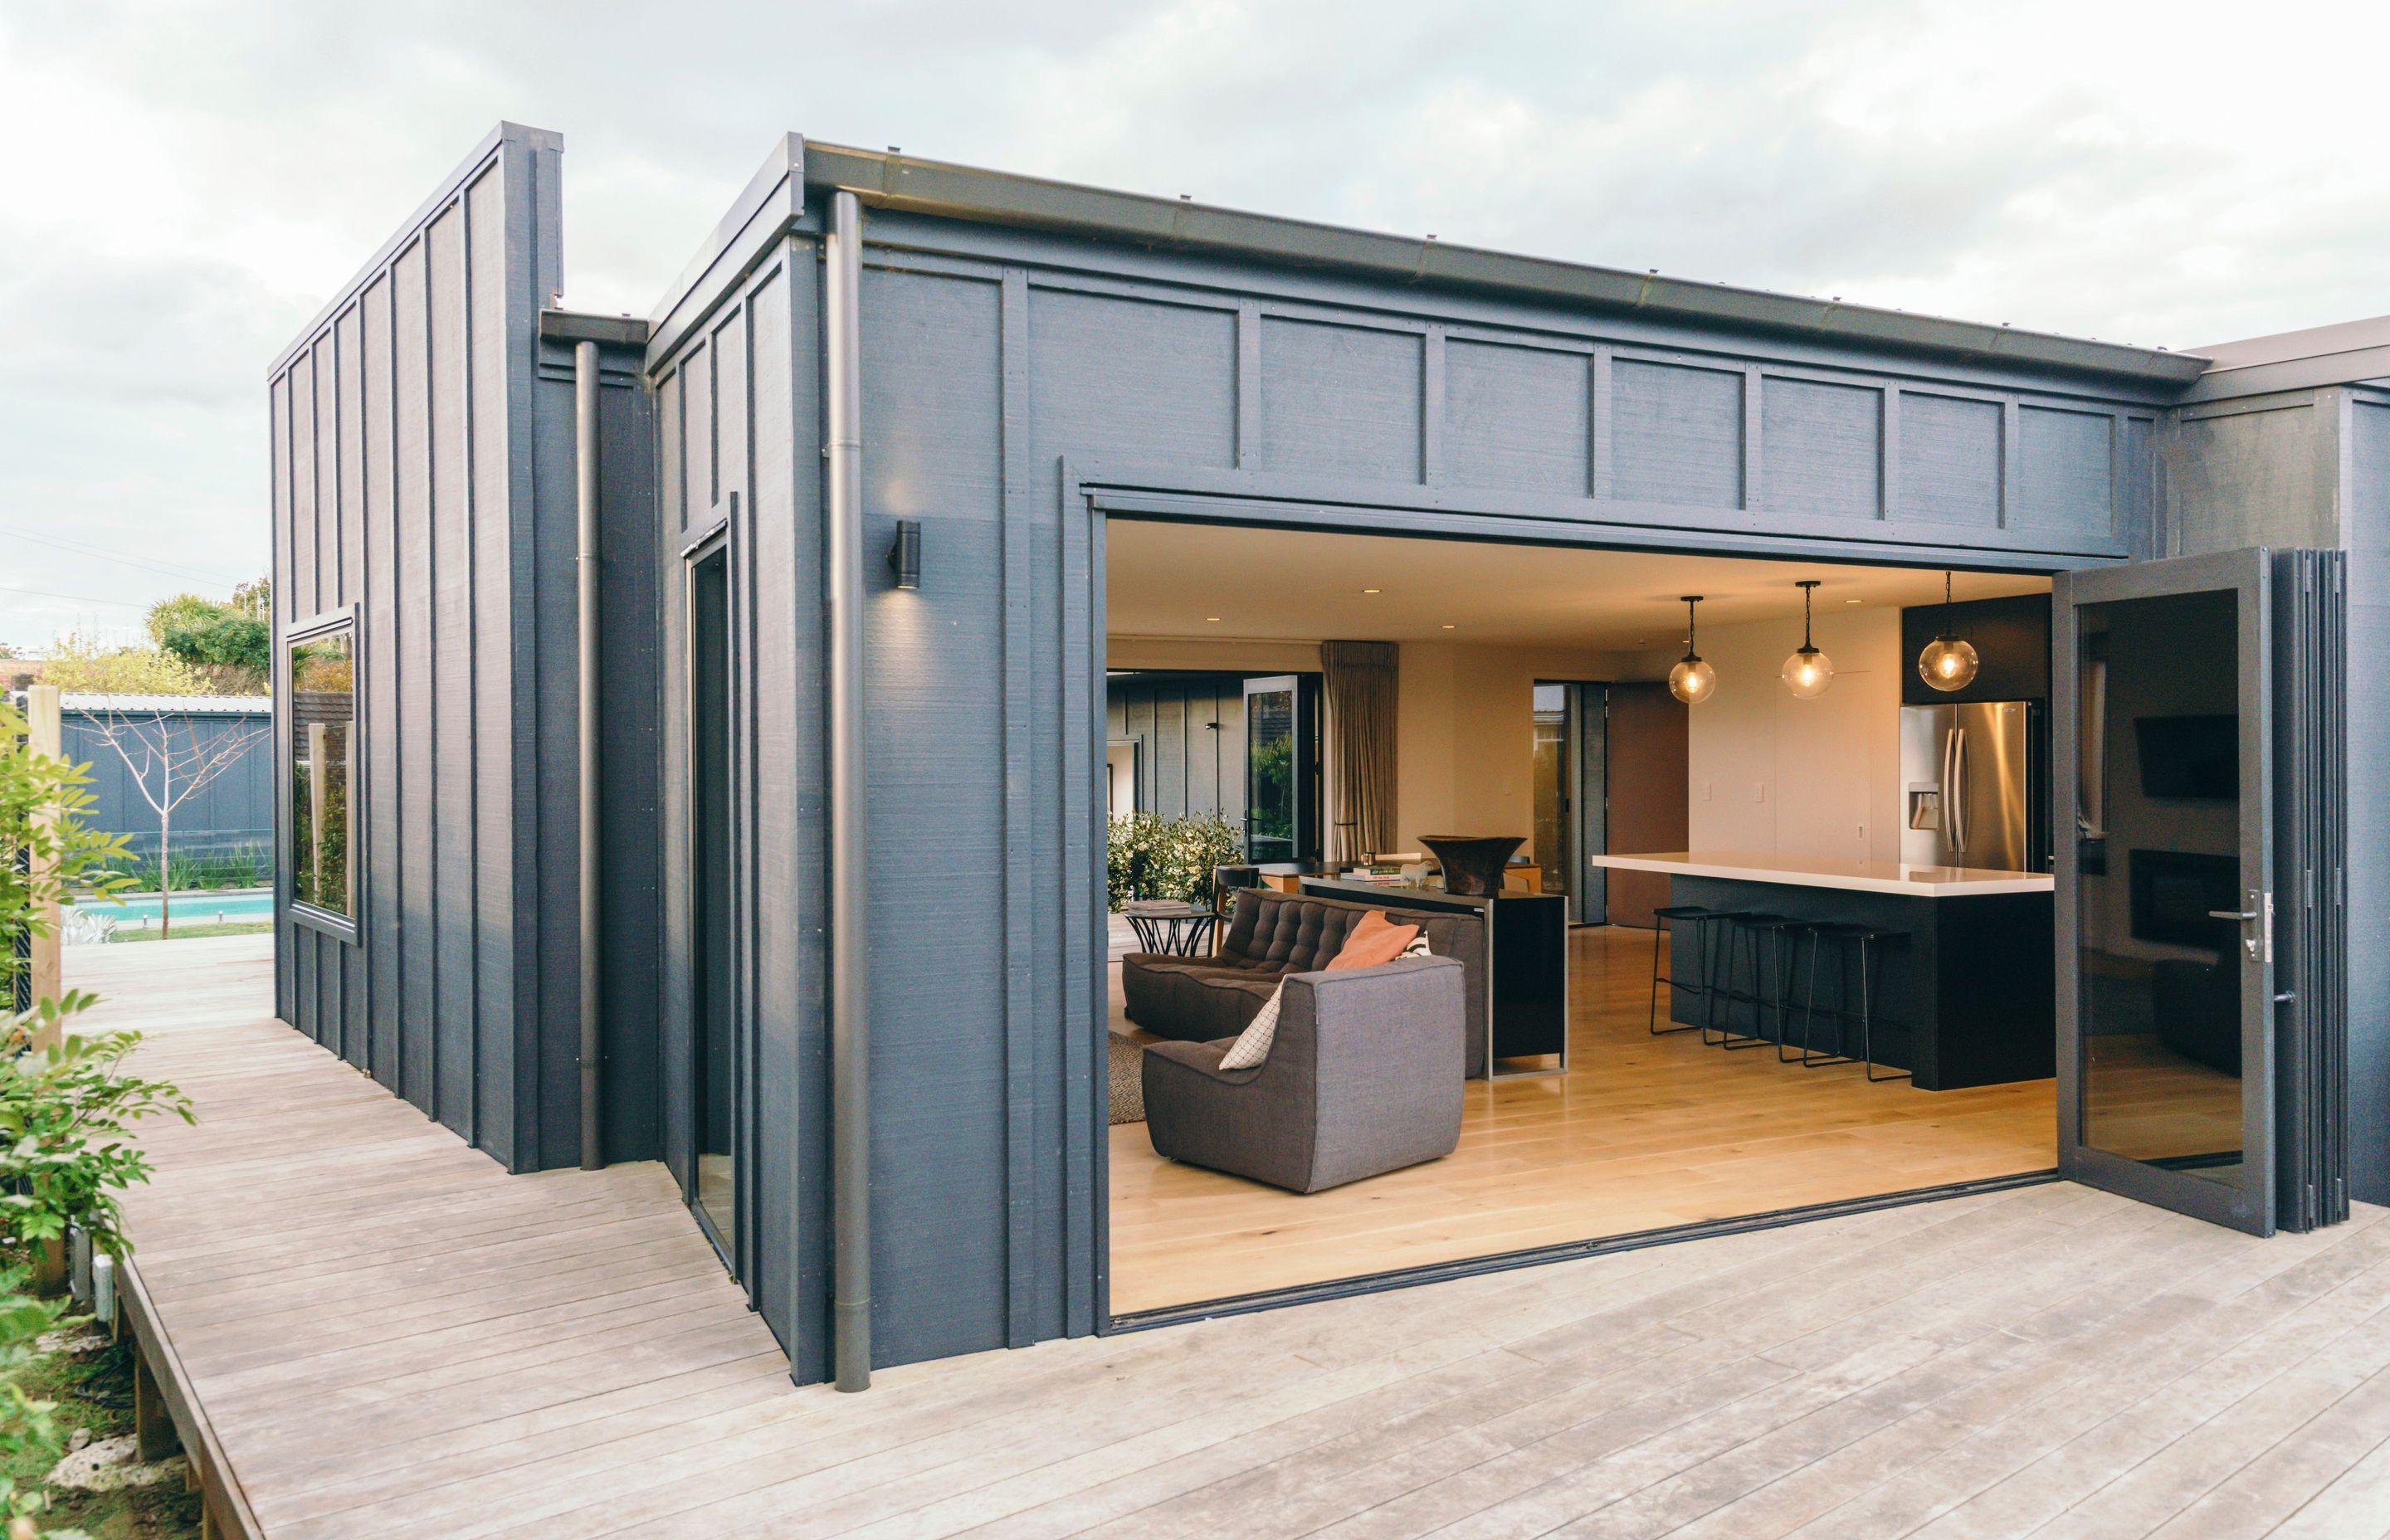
(80, 934, 2390, 1537)
(1110, 925, 2058, 1315)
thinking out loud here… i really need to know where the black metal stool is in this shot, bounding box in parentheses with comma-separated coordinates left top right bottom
(1799, 922, 1911, 1080)
(1738, 915, 1811, 1060)
(1708, 912, 1783, 1050)
(1648, 904, 1712, 1036)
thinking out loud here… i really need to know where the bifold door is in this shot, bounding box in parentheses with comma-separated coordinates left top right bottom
(2054, 548, 2346, 1235)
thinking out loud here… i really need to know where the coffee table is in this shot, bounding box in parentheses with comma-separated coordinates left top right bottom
(1119, 900, 1217, 958)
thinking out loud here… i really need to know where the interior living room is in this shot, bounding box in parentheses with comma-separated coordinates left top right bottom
(1105, 519, 2087, 1315)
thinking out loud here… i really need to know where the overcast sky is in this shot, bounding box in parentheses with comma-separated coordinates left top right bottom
(6, 1, 2384, 652)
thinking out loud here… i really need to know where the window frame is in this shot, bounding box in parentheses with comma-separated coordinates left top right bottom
(285, 605, 362, 944)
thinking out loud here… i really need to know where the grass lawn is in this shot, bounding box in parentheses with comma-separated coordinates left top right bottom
(5, 1317, 201, 1538)
(109, 921, 272, 945)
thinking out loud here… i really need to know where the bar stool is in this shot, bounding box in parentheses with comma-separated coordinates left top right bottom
(1708, 912, 1783, 1050)
(1738, 914, 1811, 1060)
(1648, 904, 1712, 1036)
(1799, 922, 1911, 1081)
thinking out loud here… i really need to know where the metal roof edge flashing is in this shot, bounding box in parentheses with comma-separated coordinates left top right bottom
(792, 141, 2210, 388)
(644, 134, 805, 368)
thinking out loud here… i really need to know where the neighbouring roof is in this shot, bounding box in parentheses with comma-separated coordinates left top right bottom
(653, 133, 2213, 389)
(58, 694, 272, 715)
(2183, 314, 2390, 402)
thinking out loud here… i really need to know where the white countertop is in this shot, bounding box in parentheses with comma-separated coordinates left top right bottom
(1587, 850, 2054, 898)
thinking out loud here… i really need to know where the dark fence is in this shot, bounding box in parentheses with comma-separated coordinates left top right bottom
(56, 696, 273, 873)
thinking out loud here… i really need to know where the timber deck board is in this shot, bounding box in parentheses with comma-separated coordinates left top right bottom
(84, 934, 2390, 1538)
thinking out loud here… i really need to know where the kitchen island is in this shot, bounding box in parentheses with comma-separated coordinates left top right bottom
(1588, 851, 2055, 1090)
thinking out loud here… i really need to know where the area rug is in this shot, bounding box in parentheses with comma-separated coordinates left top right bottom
(1108, 1033, 1147, 1125)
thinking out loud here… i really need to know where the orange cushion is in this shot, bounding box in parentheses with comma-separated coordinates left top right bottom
(1325, 910, 1419, 971)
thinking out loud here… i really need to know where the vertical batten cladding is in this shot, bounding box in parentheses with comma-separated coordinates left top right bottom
(650, 212, 826, 1373)
(266, 124, 583, 1173)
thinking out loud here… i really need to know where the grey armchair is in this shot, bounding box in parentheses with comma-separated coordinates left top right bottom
(1140, 954, 1467, 1194)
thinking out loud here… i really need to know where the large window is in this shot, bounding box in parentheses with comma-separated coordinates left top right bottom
(289, 622, 355, 922)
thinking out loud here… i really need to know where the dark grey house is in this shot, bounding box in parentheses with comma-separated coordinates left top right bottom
(270, 122, 2372, 1389)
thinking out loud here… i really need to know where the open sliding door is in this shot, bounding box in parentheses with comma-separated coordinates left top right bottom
(2055, 548, 2346, 1235)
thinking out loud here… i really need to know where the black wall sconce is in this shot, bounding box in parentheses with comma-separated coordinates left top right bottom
(887, 519, 921, 589)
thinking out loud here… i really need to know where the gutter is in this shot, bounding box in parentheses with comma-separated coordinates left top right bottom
(825, 189, 874, 1392)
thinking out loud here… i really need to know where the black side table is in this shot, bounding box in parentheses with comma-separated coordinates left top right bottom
(1120, 901, 1217, 958)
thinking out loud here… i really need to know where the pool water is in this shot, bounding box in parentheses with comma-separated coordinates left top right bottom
(75, 890, 275, 924)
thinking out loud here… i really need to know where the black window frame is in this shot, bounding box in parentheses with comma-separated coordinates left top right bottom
(285, 606, 362, 945)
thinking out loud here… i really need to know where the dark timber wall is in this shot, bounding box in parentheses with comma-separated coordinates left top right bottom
(1106, 673, 1251, 825)
(268, 124, 661, 1174)
(637, 135, 2197, 1380)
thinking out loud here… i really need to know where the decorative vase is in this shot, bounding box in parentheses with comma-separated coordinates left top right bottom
(1419, 835, 1525, 897)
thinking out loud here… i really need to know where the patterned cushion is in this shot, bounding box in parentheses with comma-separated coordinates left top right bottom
(1217, 982, 1285, 1070)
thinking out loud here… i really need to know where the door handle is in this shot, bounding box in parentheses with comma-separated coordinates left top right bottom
(2207, 909, 2260, 921)
(2209, 889, 2270, 962)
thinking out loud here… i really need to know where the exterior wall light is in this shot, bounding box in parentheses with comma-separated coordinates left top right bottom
(1918, 570, 1979, 691)
(1668, 595, 1716, 704)
(888, 520, 921, 589)
(1781, 579, 1834, 698)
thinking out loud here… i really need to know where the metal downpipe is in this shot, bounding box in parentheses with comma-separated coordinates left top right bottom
(574, 339, 604, 1172)
(826, 189, 873, 1392)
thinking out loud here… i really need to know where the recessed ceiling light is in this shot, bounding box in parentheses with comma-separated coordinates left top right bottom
(1441, 623, 1455, 630)
(1363, 587, 1382, 594)
(1205, 616, 1221, 622)
(1846, 598, 1863, 604)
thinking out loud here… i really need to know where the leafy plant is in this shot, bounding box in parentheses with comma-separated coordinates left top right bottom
(0, 1003, 193, 1263)
(106, 846, 269, 895)
(1108, 811, 1242, 909)
(1, 707, 134, 1002)
(0, 1265, 72, 1533)
(32, 634, 208, 698)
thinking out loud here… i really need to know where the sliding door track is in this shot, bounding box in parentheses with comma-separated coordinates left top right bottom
(1105, 1167, 2061, 1333)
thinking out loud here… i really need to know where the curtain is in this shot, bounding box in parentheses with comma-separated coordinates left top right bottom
(1320, 641, 1398, 864)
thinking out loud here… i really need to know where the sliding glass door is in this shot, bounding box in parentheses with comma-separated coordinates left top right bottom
(1242, 675, 1319, 863)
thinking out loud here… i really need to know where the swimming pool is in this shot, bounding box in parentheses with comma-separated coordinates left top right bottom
(75, 889, 274, 924)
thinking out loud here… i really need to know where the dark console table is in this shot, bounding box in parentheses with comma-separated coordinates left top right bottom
(1300, 878, 1568, 1079)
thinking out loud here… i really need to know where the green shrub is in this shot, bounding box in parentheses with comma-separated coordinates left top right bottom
(109, 846, 269, 895)
(1108, 811, 1242, 909)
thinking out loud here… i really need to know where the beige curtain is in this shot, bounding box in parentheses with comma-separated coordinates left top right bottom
(1320, 641, 1398, 863)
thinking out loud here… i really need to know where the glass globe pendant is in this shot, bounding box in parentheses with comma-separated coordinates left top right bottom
(1780, 579, 1834, 699)
(1918, 570, 1980, 692)
(1667, 595, 1716, 705)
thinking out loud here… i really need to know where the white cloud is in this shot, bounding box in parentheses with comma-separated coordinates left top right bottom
(5, 0, 2388, 646)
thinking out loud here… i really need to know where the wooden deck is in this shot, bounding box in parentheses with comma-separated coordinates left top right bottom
(88, 934, 2390, 1538)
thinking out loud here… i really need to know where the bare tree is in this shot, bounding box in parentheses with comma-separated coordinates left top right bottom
(80, 701, 269, 938)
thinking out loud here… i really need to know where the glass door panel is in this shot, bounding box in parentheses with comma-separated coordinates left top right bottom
(1243, 675, 1318, 864)
(689, 546, 737, 1255)
(2056, 550, 2275, 1234)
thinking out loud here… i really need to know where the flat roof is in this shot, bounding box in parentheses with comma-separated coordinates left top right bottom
(651, 133, 2212, 388)
(2182, 314, 2390, 403)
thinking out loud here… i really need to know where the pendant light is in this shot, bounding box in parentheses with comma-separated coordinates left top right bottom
(1667, 595, 1716, 705)
(1918, 570, 1980, 692)
(1780, 579, 1834, 699)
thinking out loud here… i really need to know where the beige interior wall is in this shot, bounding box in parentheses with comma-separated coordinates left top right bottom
(1106, 636, 1324, 673)
(1684, 606, 1905, 863)
(1393, 641, 1659, 858)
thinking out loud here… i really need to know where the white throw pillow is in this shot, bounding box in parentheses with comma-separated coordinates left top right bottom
(1218, 984, 1283, 1070)
(1217, 933, 1434, 1071)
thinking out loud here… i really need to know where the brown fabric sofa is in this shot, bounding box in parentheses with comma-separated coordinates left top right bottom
(1143, 955, 1468, 1193)
(1119, 889, 1488, 1078)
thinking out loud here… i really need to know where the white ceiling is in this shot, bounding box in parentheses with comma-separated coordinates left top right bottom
(1106, 521, 2051, 650)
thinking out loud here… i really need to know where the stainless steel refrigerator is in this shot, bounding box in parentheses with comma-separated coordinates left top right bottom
(1900, 700, 2044, 872)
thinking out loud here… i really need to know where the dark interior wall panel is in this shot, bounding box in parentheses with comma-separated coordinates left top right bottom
(1105, 674, 1247, 826)
(1258, 317, 1423, 482)
(860, 265, 1011, 1365)
(1444, 340, 1589, 496)
(1761, 376, 1881, 521)
(269, 124, 578, 1175)
(1612, 358, 1744, 509)
(1899, 392, 2004, 529)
